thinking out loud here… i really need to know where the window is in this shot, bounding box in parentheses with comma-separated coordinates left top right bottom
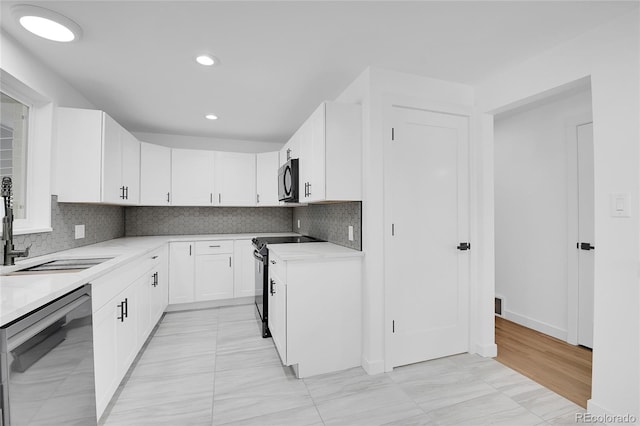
(0, 69, 53, 235)
(1, 92, 29, 220)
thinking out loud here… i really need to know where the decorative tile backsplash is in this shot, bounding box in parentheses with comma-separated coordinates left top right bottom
(125, 206, 292, 236)
(293, 202, 362, 250)
(3, 195, 125, 260)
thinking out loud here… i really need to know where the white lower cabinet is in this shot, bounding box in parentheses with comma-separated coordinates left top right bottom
(233, 239, 256, 298)
(92, 244, 169, 419)
(168, 242, 195, 304)
(195, 253, 234, 301)
(267, 252, 362, 378)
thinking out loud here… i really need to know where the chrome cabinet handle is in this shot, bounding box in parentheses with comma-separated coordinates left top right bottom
(209, 245, 221, 248)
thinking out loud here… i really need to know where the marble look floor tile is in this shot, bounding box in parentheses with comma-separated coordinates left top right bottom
(216, 304, 257, 323)
(105, 372, 214, 425)
(162, 308, 219, 323)
(315, 383, 424, 426)
(388, 357, 461, 384)
(485, 369, 546, 396)
(215, 344, 282, 372)
(381, 412, 436, 425)
(411, 379, 498, 412)
(154, 317, 218, 337)
(218, 403, 323, 426)
(212, 367, 312, 424)
(427, 392, 543, 425)
(511, 387, 583, 420)
(304, 366, 395, 403)
(216, 319, 272, 354)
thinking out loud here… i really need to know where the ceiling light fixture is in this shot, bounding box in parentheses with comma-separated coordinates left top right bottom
(196, 55, 217, 66)
(205, 114, 218, 120)
(13, 5, 82, 42)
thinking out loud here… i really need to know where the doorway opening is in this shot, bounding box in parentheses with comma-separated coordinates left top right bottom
(492, 80, 594, 407)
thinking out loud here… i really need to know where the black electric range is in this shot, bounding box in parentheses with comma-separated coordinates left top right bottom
(252, 235, 324, 337)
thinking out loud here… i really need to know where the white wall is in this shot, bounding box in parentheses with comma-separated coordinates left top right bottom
(133, 131, 283, 153)
(476, 10, 639, 418)
(494, 88, 592, 340)
(336, 67, 481, 374)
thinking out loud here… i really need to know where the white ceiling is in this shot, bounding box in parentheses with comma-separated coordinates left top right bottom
(0, 1, 637, 143)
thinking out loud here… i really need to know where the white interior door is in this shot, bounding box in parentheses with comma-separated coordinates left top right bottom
(386, 107, 469, 368)
(577, 122, 595, 348)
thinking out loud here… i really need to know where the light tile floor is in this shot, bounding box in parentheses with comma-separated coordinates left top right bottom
(101, 305, 586, 426)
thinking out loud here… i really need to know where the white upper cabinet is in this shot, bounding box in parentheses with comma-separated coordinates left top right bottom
(256, 152, 279, 206)
(299, 102, 362, 203)
(140, 142, 171, 205)
(280, 127, 301, 167)
(214, 152, 256, 206)
(57, 108, 140, 204)
(171, 148, 215, 205)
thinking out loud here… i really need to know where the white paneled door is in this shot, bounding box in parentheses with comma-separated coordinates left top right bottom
(577, 122, 595, 349)
(386, 107, 470, 369)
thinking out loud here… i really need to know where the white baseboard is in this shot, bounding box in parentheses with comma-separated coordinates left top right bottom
(166, 297, 254, 312)
(362, 357, 385, 375)
(472, 342, 498, 358)
(585, 400, 638, 425)
(504, 310, 568, 341)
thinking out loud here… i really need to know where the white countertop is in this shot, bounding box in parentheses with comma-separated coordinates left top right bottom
(0, 233, 361, 326)
(268, 242, 364, 260)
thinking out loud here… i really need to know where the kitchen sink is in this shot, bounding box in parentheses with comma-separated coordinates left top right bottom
(5, 257, 114, 276)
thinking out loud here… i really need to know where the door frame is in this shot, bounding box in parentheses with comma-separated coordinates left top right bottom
(566, 115, 594, 345)
(381, 94, 475, 372)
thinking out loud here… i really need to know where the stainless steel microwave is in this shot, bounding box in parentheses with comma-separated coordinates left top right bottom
(278, 158, 299, 202)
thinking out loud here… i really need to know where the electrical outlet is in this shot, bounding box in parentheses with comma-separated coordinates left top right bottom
(75, 224, 85, 239)
(297, 219, 301, 229)
(348, 225, 354, 241)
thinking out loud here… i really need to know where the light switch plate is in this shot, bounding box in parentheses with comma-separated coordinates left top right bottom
(348, 225, 354, 241)
(75, 224, 85, 239)
(610, 193, 631, 217)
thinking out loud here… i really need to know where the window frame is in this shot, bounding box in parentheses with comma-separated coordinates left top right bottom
(1, 70, 53, 236)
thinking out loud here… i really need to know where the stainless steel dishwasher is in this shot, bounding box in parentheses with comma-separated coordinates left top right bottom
(0, 285, 96, 425)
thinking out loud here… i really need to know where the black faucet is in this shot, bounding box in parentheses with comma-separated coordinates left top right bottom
(2, 177, 30, 266)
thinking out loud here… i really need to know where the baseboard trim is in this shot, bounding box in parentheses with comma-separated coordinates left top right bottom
(471, 342, 498, 358)
(166, 297, 254, 312)
(504, 310, 568, 341)
(585, 400, 638, 424)
(362, 357, 385, 375)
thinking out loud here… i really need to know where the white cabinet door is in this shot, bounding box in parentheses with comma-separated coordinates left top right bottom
(135, 272, 153, 348)
(116, 284, 138, 375)
(92, 300, 118, 417)
(215, 152, 256, 206)
(233, 239, 255, 297)
(140, 142, 172, 205)
(101, 114, 124, 204)
(306, 104, 327, 202)
(171, 149, 215, 205)
(150, 246, 169, 323)
(121, 130, 140, 205)
(169, 242, 195, 304)
(298, 114, 314, 202)
(195, 253, 234, 300)
(280, 129, 300, 166)
(268, 275, 287, 364)
(256, 152, 279, 206)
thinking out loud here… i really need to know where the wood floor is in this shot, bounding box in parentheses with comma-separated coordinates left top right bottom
(495, 316, 592, 408)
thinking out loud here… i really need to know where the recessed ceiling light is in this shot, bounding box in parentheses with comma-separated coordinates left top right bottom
(196, 55, 217, 66)
(205, 114, 218, 120)
(12, 5, 82, 42)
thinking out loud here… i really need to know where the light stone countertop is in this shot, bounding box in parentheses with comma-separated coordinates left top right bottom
(0, 233, 362, 326)
(0, 232, 297, 326)
(268, 242, 364, 261)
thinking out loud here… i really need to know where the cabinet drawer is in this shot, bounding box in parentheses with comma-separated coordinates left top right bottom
(195, 240, 233, 255)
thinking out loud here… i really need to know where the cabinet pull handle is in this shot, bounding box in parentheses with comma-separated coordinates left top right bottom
(167, 192, 170, 203)
(151, 255, 158, 259)
(209, 245, 221, 248)
(117, 301, 125, 322)
(257, 193, 260, 204)
(270, 279, 276, 295)
(210, 193, 213, 204)
(229, 256, 232, 267)
(189, 245, 192, 256)
(125, 186, 129, 200)
(123, 297, 128, 318)
(120, 186, 125, 199)
(307, 183, 311, 197)
(219, 193, 221, 203)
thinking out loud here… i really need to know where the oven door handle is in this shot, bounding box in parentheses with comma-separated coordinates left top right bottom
(253, 250, 264, 262)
